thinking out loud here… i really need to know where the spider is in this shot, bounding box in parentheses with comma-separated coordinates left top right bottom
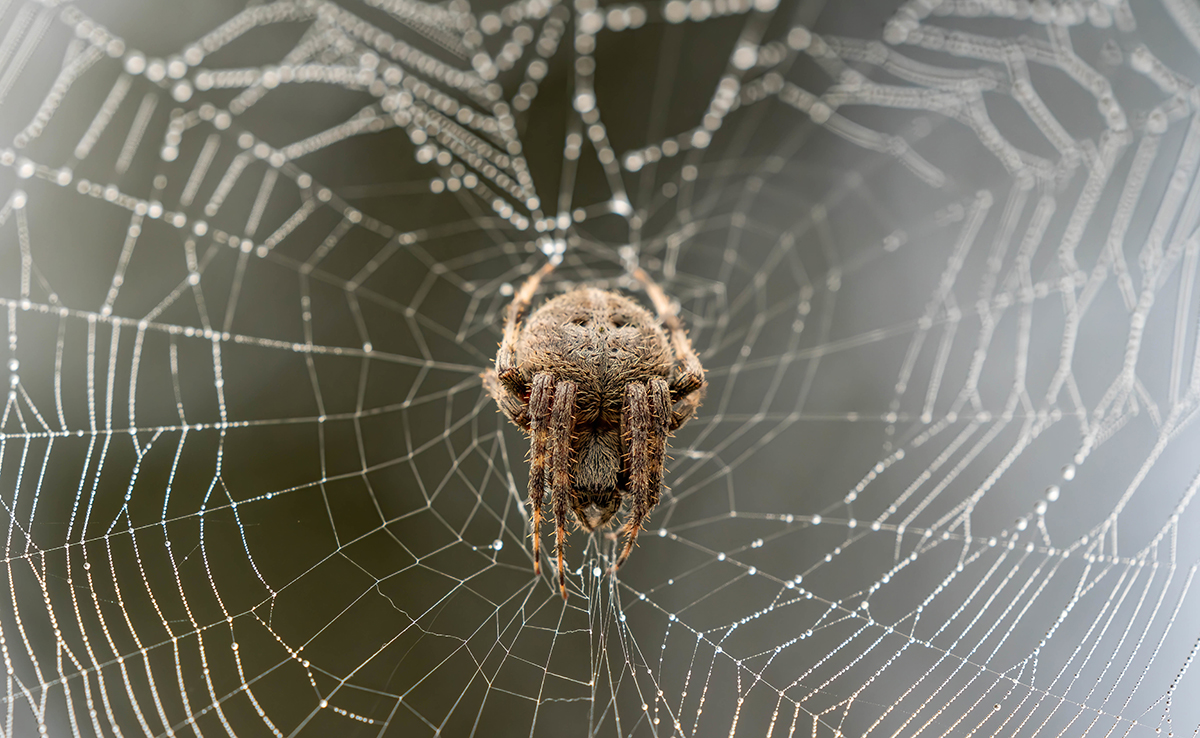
(483, 261, 706, 600)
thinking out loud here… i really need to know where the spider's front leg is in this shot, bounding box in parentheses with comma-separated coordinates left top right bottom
(667, 384, 704, 432)
(525, 373, 555, 576)
(547, 379, 578, 600)
(614, 377, 670, 571)
(482, 368, 529, 428)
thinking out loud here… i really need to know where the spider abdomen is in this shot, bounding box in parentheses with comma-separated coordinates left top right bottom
(515, 288, 673, 419)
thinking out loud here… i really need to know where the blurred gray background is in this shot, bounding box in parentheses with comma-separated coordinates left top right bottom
(1, 0, 1199, 735)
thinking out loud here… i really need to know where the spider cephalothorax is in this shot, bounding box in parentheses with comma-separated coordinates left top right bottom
(483, 261, 706, 600)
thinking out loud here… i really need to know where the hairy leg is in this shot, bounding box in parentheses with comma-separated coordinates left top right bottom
(548, 379, 578, 600)
(668, 390, 703, 431)
(646, 378, 670, 495)
(526, 373, 554, 575)
(614, 378, 669, 571)
(632, 268, 705, 399)
(482, 368, 530, 429)
(496, 260, 557, 393)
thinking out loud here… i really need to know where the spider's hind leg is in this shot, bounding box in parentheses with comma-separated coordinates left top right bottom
(614, 377, 670, 572)
(631, 269, 706, 427)
(497, 260, 557, 392)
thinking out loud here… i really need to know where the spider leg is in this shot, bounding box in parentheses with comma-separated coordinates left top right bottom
(525, 373, 555, 575)
(548, 379, 578, 600)
(632, 268, 706, 428)
(496, 260, 557, 393)
(482, 368, 530, 429)
(614, 378, 670, 571)
(668, 391, 703, 432)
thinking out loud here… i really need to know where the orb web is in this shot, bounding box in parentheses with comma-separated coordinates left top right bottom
(1, 0, 1199, 736)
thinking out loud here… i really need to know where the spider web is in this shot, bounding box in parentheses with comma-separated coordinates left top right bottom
(1, 0, 1199, 735)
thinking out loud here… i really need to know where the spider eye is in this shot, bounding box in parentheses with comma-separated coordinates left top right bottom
(611, 317, 628, 328)
(571, 317, 588, 326)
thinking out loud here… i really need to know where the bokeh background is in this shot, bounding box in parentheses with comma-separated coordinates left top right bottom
(1, 0, 1199, 735)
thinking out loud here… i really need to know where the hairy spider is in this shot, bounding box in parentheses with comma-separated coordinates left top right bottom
(483, 261, 706, 600)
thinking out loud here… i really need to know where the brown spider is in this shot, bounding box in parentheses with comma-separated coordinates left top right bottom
(483, 261, 706, 600)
